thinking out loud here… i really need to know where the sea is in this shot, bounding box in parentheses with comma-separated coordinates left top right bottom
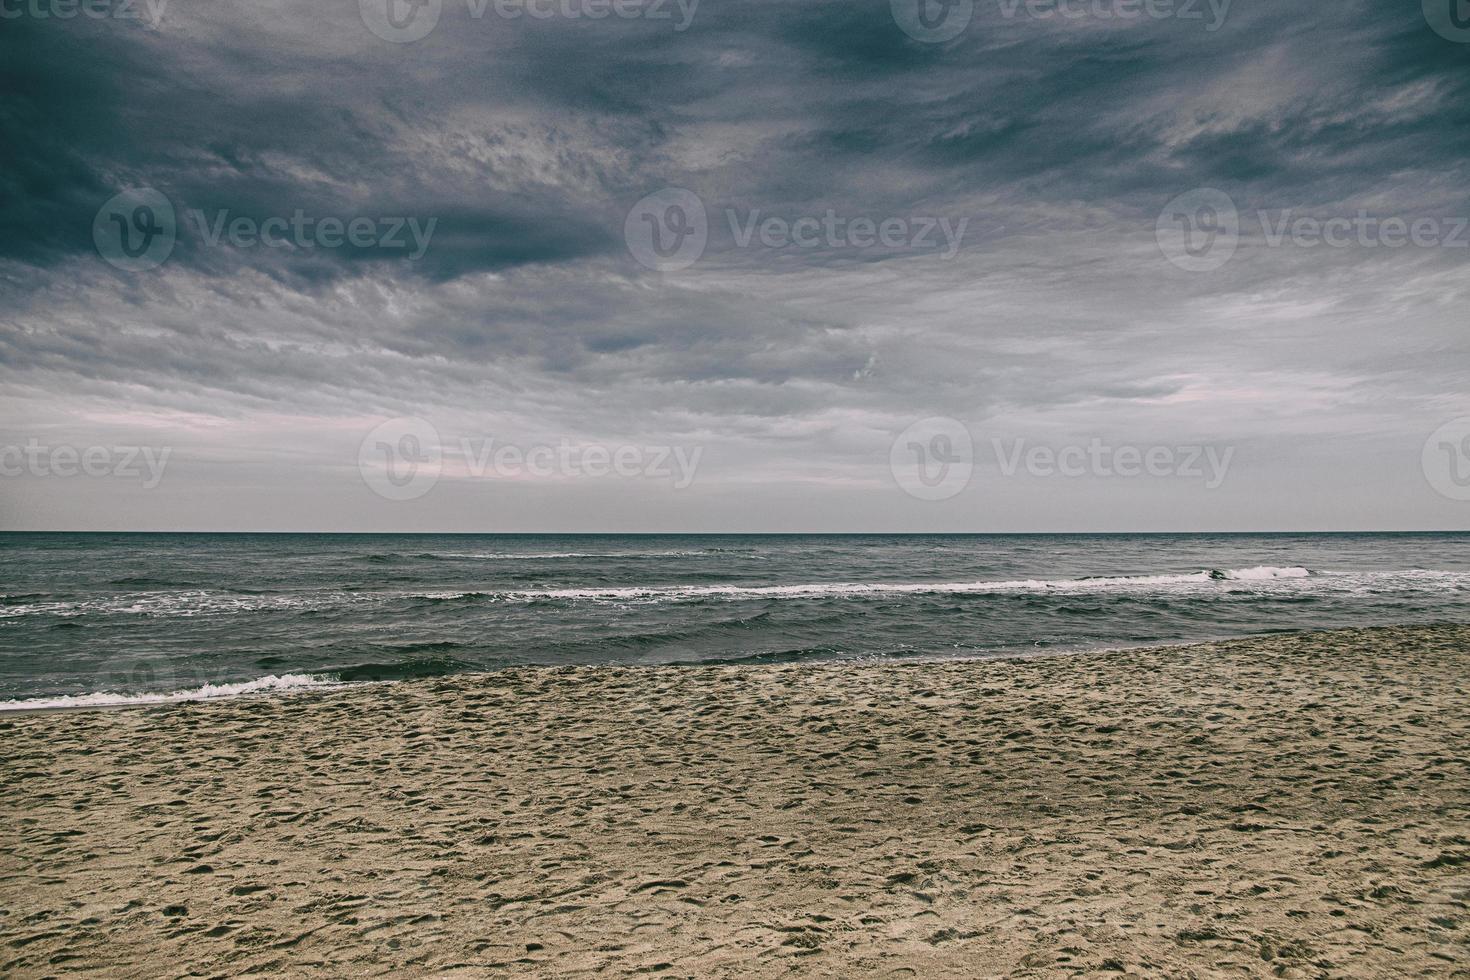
(2, 532, 1467, 709)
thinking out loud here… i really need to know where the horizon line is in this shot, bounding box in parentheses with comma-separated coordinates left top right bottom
(3, 529, 1468, 536)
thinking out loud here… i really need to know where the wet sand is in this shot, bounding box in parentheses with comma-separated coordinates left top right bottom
(2, 624, 1468, 977)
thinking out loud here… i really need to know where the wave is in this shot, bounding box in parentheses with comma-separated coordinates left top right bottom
(108, 576, 194, 587)
(1213, 565, 1311, 580)
(409, 565, 1324, 603)
(0, 651, 484, 711)
(4, 567, 1464, 621)
(535, 611, 787, 655)
(409, 550, 739, 561)
(348, 549, 742, 563)
(0, 673, 341, 712)
(0, 590, 379, 620)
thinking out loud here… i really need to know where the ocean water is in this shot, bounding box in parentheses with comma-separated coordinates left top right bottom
(2, 532, 1468, 709)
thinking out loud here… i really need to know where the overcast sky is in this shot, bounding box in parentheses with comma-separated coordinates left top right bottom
(1, 0, 1467, 531)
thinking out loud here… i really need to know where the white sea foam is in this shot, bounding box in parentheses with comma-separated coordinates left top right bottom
(4, 567, 1462, 620)
(0, 590, 378, 619)
(3, 565, 1463, 710)
(0, 673, 343, 712)
(1222, 565, 1311, 580)
(430, 550, 716, 560)
(411, 566, 1332, 603)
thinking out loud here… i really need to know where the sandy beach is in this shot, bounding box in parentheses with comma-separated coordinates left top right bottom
(2, 623, 1467, 977)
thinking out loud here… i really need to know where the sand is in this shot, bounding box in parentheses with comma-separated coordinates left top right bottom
(2, 624, 1467, 978)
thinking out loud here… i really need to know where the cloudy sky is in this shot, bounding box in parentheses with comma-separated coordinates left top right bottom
(1, 0, 1467, 531)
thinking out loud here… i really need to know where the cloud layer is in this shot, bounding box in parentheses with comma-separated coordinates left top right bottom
(1, 0, 1467, 530)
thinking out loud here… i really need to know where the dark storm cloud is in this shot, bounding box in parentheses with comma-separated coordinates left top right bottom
(0, 17, 145, 267)
(3, 0, 1465, 283)
(0, 0, 1466, 530)
(0, 12, 624, 282)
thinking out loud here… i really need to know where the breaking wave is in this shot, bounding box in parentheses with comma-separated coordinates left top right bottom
(409, 566, 1325, 603)
(5, 567, 1467, 623)
(0, 673, 343, 712)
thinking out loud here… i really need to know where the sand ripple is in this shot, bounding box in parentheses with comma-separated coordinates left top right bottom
(1, 624, 1467, 977)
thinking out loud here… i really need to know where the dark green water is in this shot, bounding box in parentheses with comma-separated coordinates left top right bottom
(2, 532, 1467, 707)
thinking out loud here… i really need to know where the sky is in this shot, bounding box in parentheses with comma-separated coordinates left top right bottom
(0, 0, 1467, 532)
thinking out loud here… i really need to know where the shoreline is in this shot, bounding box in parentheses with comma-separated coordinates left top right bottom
(7, 620, 1468, 716)
(2, 623, 1467, 976)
